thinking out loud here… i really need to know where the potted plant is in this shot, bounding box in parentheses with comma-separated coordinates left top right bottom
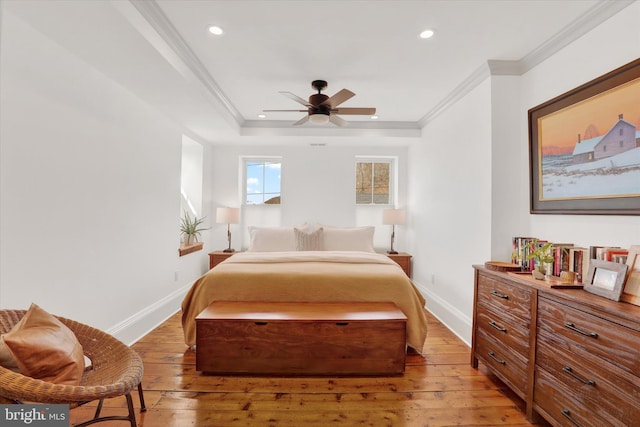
(526, 239, 554, 280)
(180, 211, 210, 245)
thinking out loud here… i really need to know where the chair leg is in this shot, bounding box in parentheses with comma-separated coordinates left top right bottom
(138, 383, 147, 412)
(93, 399, 104, 419)
(125, 392, 137, 427)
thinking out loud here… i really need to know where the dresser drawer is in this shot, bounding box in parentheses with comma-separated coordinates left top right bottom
(536, 334, 640, 425)
(537, 296, 640, 378)
(475, 327, 528, 396)
(477, 275, 532, 324)
(534, 368, 613, 427)
(476, 304, 530, 359)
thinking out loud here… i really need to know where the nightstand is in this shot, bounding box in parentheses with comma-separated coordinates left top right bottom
(385, 252, 412, 277)
(208, 251, 238, 269)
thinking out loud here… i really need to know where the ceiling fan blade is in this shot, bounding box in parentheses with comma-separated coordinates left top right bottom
(293, 115, 309, 126)
(280, 91, 312, 107)
(322, 89, 355, 108)
(332, 107, 376, 115)
(263, 109, 308, 112)
(329, 115, 348, 127)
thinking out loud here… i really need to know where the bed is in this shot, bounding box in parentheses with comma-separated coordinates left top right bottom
(181, 250, 428, 353)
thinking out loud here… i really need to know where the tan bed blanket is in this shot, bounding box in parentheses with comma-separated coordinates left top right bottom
(181, 251, 428, 352)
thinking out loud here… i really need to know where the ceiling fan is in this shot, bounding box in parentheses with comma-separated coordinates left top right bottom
(263, 80, 376, 127)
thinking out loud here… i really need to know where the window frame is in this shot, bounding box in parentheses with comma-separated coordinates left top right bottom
(242, 157, 283, 205)
(355, 156, 395, 206)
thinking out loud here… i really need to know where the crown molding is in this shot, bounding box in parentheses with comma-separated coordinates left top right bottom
(518, 0, 635, 73)
(419, 0, 634, 128)
(126, 0, 634, 136)
(128, 0, 243, 126)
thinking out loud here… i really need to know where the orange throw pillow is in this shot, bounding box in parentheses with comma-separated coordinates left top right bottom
(3, 304, 85, 386)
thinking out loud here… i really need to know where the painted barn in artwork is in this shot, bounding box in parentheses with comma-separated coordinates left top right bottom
(572, 114, 640, 164)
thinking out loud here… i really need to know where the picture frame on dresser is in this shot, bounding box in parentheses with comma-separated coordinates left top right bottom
(584, 259, 628, 301)
(528, 57, 640, 215)
(622, 245, 640, 306)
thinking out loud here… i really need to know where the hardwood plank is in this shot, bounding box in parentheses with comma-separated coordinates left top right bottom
(70, 310, 544, 426)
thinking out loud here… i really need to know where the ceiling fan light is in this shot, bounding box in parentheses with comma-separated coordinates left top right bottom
(309, 113, 330, 125)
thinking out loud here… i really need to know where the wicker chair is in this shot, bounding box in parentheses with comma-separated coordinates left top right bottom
(0, 309, 146, 427)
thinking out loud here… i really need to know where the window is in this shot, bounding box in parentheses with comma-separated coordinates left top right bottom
(355, 158, 392, 204)
(244, 159, 281, 204)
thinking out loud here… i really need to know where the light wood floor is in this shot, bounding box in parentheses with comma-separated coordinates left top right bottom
(70, 310, 542, 426)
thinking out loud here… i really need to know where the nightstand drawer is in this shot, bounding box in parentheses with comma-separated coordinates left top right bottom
(208, 251, 238, 269)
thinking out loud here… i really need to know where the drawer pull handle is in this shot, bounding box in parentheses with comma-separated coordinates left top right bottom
(488, 351, 506, 365)
(563, 366, 595, 386)
(490, 290, 509, 299)
(489, 320, 507, 332)
(254, 322, 268, 326)
(565, 322, 598, 339)
(561, 409, 582, 427)
(335, 322, 349, 326)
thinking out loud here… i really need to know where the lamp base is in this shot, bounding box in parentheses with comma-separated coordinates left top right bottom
(223, 248, 236, 253)
(387, 250, 398, 254)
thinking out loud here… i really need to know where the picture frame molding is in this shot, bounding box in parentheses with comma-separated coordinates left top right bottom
(584, 259, 628, 301)
(528, 57, 640, 215)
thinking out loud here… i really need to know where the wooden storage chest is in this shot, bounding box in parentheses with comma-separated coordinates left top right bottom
(196, 301, 407, 376)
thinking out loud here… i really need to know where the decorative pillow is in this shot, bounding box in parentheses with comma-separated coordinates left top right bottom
(0, 336, 20, 373)
(294, 227, 324, 251)
(322, 226, 375, 252)
(3, 303, 85, 386)
(247, 226, 297, 252)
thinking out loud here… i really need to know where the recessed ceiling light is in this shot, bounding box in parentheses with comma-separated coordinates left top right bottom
(371, 115, 379, 120)
(208, 25, 224, 35)
(419, 29, 435, 39)
(258, 114, 266, 119)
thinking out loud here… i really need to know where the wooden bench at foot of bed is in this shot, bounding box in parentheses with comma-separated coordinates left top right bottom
(195, 301, 407, 376)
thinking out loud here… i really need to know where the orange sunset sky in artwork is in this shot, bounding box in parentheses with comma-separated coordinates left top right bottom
(539, 77, 640, 156)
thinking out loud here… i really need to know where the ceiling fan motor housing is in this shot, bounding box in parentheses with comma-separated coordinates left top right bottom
(309, 93, 329, 107)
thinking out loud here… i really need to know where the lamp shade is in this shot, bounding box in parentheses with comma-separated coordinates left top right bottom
(382, 209, 406, 225)
(216, 207, 240, 224)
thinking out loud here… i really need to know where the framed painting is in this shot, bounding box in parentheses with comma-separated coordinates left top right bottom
(528, 58, 640, 215)
(621, 245, 640, 306)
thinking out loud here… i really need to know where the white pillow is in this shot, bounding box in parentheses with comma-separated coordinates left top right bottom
(247, 226, 297, 252)
(322, 226, 375, 252)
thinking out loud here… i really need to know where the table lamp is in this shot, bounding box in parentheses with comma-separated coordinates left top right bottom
(216, 207, 240, 252)
(382, 209, 406, 254)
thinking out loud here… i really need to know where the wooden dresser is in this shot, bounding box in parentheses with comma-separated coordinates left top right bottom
(472, 266, 640, 426)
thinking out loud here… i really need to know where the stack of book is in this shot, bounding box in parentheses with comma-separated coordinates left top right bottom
(511, 237, 628, 284)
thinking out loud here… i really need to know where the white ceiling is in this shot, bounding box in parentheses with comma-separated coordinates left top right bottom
(4, 0, 633, 145)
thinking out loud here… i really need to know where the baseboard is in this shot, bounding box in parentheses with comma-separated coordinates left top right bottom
(413, 280, 472, 347)
(106, 283, 192, 346)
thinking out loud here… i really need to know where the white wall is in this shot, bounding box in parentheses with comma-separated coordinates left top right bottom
(408, 80, 493, 343)
(208, 144, 409, 252)
(520, 1, 640, 250)
(410, 1, 640, 344)
(0, 9, 209, 343)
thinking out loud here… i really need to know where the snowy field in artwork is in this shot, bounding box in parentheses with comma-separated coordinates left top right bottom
(541, 148, 640, 199)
